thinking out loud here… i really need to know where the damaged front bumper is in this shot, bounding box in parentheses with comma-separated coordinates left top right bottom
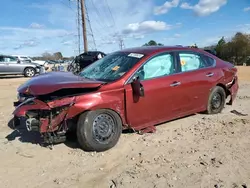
(13, 97, 76, 144)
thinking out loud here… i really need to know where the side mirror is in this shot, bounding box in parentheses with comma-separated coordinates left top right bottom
(17, 60, 21, 64)
(131, 76, 144, 97)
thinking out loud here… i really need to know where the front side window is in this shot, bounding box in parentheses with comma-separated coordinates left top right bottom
(0, 56, 4, 62)
(135, 53, 175, 81)
(79, 52, 143, 82)
(4, 56, 17, 63)
(179, 52, 206, 72)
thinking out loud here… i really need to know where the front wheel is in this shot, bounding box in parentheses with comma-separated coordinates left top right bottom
(77, 109, 122, 152)
(24, 67, 35, 77)
(206, 86, 226, 114)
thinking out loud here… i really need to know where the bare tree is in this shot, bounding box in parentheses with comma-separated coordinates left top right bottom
(53, 52, 63, 60)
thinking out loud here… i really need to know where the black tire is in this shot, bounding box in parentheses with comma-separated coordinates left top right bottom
(24, 67, 35, 77)
(206, 86, 226, 114)
(77, 109, 122, 152)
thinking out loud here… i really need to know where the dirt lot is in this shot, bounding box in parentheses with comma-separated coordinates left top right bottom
(0, 67, 250, 188)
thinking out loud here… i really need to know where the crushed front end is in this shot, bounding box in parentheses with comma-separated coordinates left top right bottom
(13, 95, 76, 145)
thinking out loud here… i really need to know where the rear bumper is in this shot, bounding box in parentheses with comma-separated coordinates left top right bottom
(228, 76, 239, 104)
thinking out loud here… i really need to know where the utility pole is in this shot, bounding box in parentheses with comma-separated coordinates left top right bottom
(77, 0, 81, 54)
(80, 0, 88, 52)
(118, 38, 125, 50)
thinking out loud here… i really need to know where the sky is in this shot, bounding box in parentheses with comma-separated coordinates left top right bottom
(0, 0, 250, 57)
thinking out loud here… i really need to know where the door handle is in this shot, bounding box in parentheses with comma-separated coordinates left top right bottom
(206, 72, 214, 77)
(170, 81, 181, 87)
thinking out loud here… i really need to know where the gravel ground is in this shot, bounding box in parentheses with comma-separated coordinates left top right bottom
(0, 67, 249, 188)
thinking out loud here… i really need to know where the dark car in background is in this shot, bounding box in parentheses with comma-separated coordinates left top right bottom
(204, 49, 217, 56)
(67, 51, 106, 74)
(0, 55, 42, 77)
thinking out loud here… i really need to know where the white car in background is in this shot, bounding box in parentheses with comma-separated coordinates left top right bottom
(12, 55, 46, 66)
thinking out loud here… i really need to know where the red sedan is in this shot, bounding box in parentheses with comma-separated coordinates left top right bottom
(13, 46, 238, 152)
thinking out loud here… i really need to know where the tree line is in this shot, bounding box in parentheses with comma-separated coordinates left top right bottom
(33, 32, 250, 65)
(204, 32, 250, 65)
(32, 52, 74, 61)
(142, 32, 250, 65)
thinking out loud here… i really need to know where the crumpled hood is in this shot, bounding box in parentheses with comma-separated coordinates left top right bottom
(18, 72, 105, 95)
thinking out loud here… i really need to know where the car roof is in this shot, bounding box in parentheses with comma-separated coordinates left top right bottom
(119, 46, 208, 56)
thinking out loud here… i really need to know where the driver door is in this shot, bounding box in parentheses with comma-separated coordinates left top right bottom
(124, 52, 186, 130)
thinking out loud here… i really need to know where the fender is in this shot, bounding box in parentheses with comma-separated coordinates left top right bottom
(66, 88, 127, 125)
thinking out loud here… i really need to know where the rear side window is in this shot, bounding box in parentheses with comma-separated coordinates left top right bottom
(204, 55, 216, 67)
(179, 52, 207, 72)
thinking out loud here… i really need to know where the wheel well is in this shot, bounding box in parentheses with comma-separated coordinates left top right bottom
(24, 67, 35, 71)
(23, 67, 35, 74)
(216, 83, 230, 97)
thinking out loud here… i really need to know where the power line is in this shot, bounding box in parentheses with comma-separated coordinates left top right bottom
(119, 38, 125, 50)
(88, 0, 113, 31)
(89, 0, 109, 27)
(104, 0, 117, 29)
(61, 0, 76, 13)
(69, 0, 124, 52)
(62, 0, 79, 55)
(103, 0, 125, 49)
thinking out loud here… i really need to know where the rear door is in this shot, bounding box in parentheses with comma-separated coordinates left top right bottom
(175, 51, 219, 115)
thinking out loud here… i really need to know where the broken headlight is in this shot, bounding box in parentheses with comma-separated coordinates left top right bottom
(17, 93, 34, 102)
(17, 93, 25, 102)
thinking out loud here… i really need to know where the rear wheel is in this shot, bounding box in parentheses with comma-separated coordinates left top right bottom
(206, 86, 226, 114)
(77, 109, 122, 152)
(24, 67, 35, 77)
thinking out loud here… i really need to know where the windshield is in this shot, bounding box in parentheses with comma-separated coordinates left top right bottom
(79, 52, 144, 82)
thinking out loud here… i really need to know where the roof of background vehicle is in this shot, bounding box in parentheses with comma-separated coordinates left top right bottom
(0, 54, 17, 57)
(11, 55, 29, 57)
(119, 46, 211, 56)
(79, 51, 106, 56)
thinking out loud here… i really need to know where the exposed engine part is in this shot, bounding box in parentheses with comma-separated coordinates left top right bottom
(26, 118, 40, 131)
(42, 132, 66, 144)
